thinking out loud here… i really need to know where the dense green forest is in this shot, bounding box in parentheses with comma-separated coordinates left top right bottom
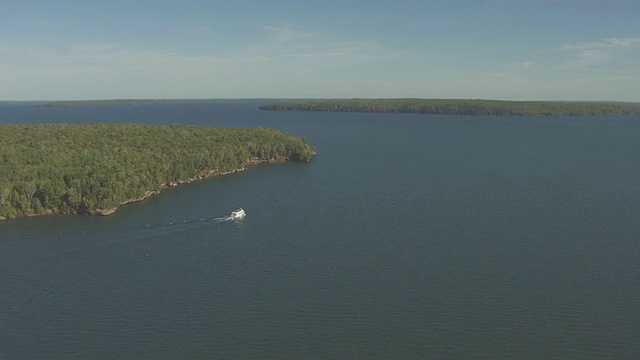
(0, 123, 315, 219)
(260, 99, 640, 116)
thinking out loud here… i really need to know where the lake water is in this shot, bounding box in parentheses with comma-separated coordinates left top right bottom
(1, 100, 639, 359)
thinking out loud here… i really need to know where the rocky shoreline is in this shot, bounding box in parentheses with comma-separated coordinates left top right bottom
(89, 166, 249, 216)
(1, 158, 285, 220)
(0, 122, 317, 221)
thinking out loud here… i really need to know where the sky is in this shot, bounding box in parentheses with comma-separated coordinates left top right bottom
(1, 0, 639, 101)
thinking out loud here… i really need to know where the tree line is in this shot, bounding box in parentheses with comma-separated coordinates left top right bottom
(260, 99, 640, 116)
(0, 123, 315, 219)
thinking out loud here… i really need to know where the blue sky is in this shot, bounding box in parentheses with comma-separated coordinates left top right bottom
(1, 0, 639, 101)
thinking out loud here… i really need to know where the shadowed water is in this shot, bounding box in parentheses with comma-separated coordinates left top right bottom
(1, 101, 639, 359)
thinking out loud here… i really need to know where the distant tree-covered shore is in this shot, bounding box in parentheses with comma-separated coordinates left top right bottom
(0, 123, 315, 219)
(260, 99, 640, 116)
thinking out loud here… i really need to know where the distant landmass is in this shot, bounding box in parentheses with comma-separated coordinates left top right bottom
(0, 123, 315, 220)
(260, 99, 640, 116)
(0, 99, 255, 108)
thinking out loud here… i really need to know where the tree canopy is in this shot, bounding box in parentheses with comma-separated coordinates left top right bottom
(260, 99, 640, 116)
(0, 123, 314, 219)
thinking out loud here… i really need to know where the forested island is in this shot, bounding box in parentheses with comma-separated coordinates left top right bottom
(260, 99, 640, 116)
(0, 123, 315, 219)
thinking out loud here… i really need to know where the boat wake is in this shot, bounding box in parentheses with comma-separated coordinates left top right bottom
(214, 208, 246, 222)
(2, 208, 247, 248)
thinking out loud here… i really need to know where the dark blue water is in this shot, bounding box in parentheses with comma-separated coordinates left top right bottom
(1, 101, 639, 359)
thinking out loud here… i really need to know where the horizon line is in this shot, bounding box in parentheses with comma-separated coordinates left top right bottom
(2, 97, 639, 104)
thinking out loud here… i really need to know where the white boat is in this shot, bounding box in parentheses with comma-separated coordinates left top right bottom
(229, 208, 246, 219)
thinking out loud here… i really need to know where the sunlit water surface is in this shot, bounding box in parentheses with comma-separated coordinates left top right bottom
(1, 101, 639, 359)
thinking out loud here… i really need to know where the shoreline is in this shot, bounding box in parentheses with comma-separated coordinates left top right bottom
(88, 166, 249, 216)
(259, 98, 640, 116)
(1, 157, 291, 221)
(0, 124, 316, 221)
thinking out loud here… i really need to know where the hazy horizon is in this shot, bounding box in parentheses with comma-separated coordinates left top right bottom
(2, 98, 640, 104)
